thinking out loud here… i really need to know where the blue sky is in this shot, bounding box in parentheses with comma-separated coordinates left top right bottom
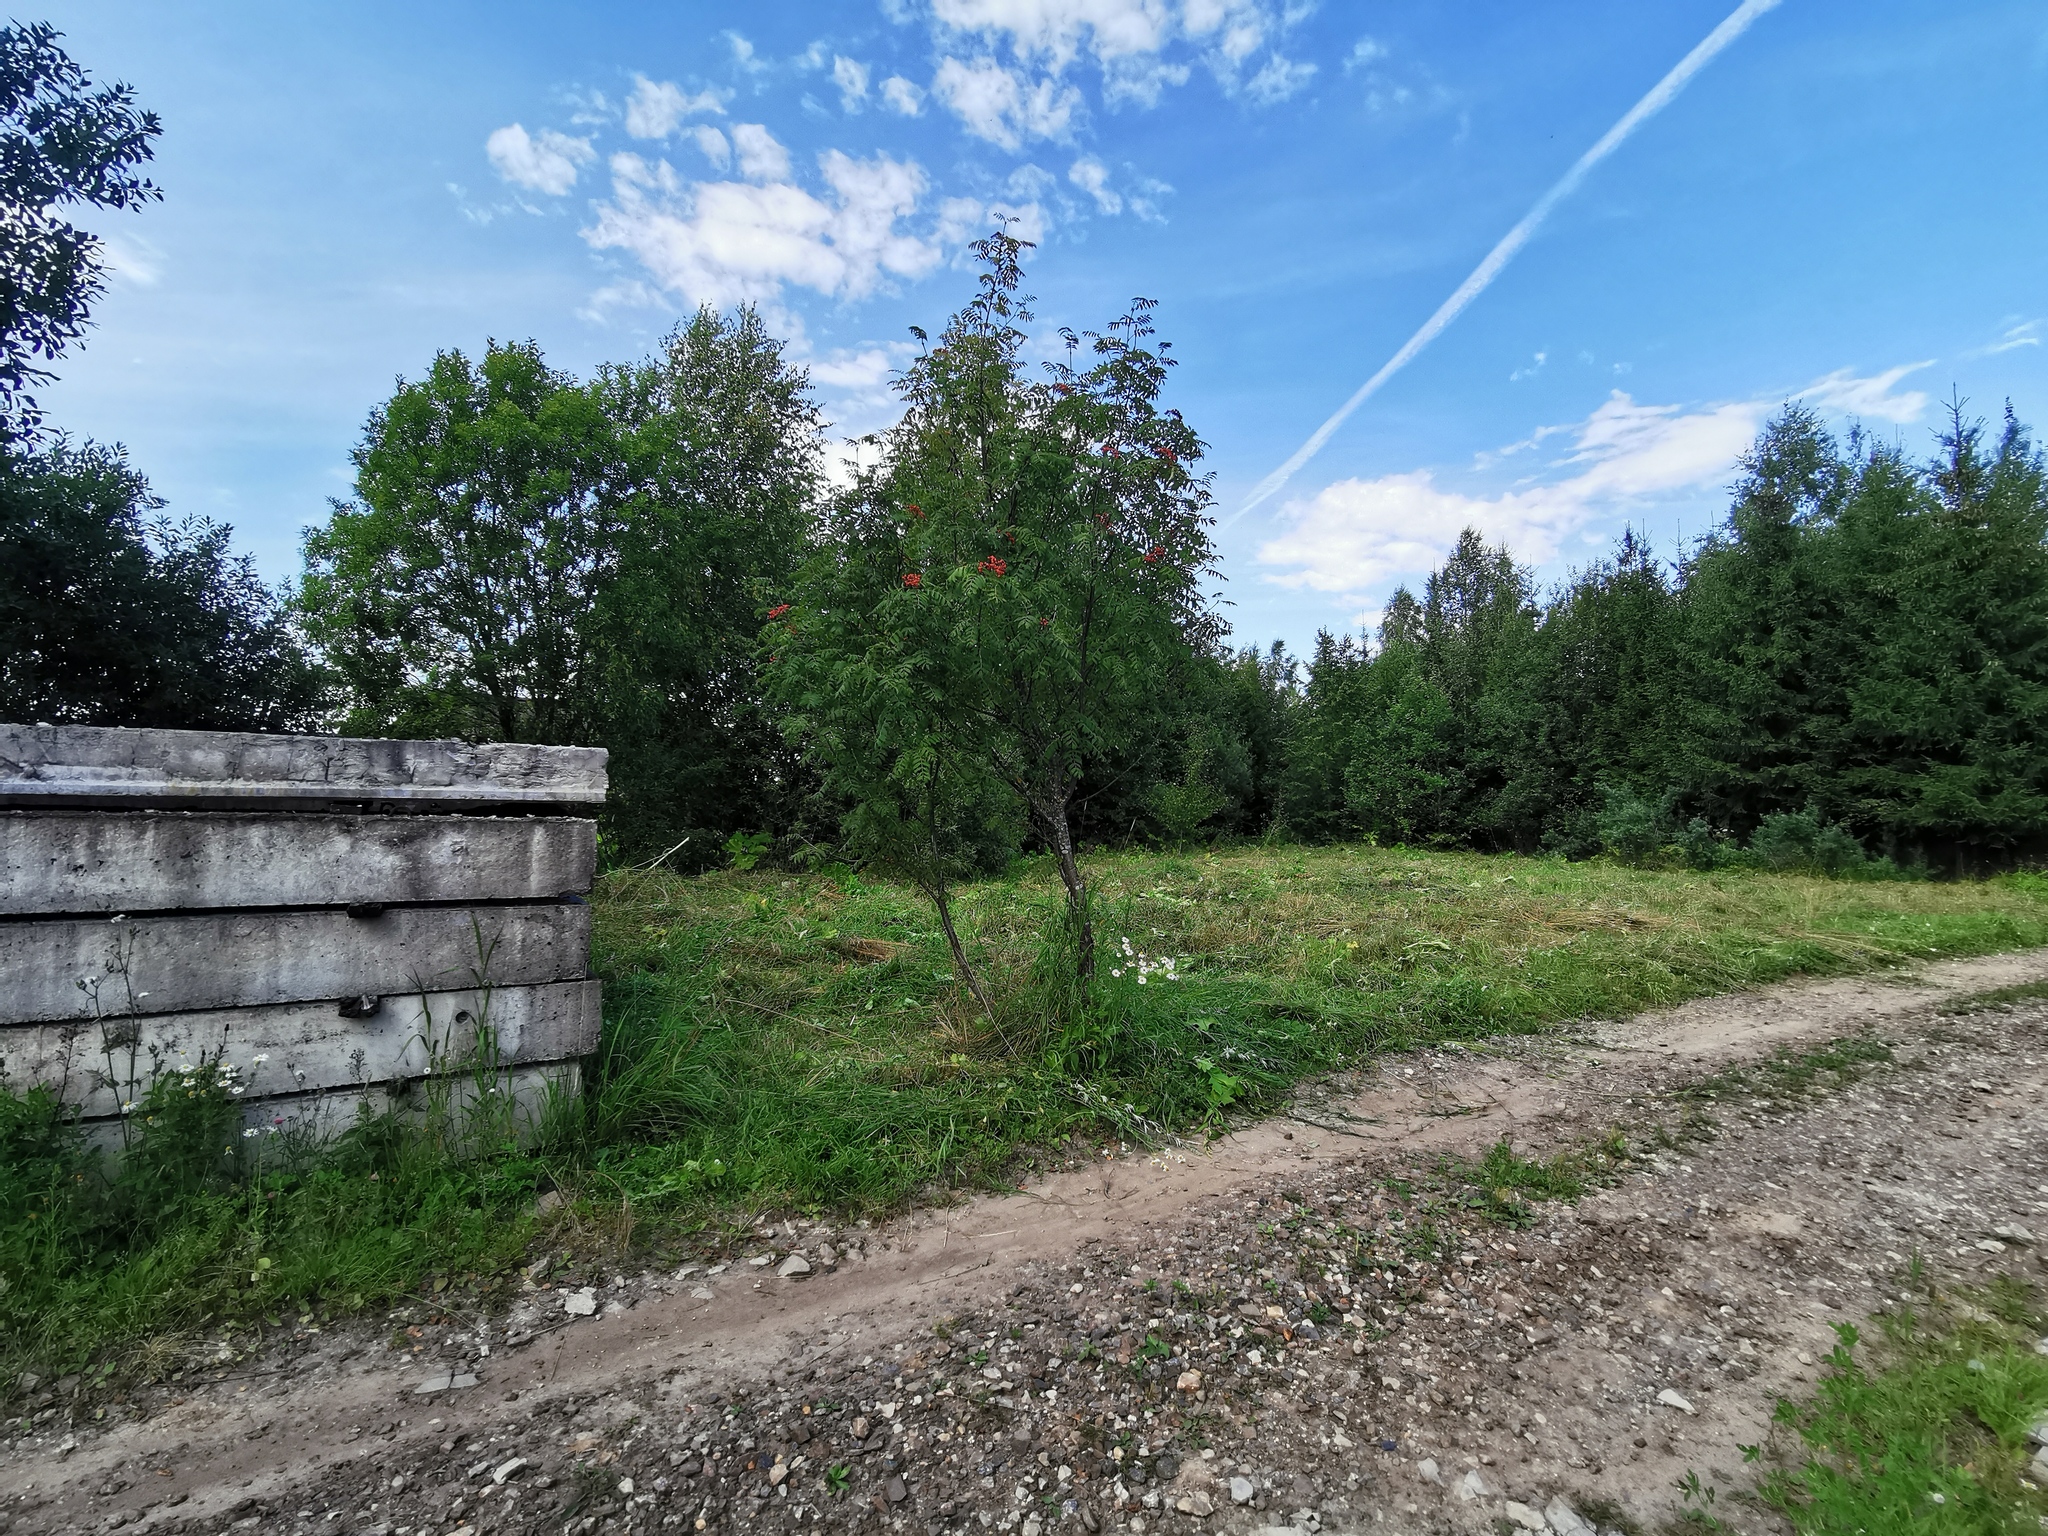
(38, 0, 2048, 654)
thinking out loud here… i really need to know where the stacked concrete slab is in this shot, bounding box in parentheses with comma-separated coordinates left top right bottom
(0, 724, 606, 1144)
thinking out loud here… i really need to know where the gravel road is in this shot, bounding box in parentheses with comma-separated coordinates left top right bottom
(8, 948, 2048, 1536)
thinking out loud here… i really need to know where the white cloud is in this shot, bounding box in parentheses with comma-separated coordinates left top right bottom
(624, 76, 723, 139)
(726, 31, 766, 72)
(584, 144, 946, 311)
(690, 125, 732, 171)
(1509, 350, 1546, 383)
(936, 193, 995, 245)
(932, 0, 1175, 70)
(1957, 320, 2040, 359)
(1340, 32, 1425, 113)
(833, 55, 871, 111)
(1099, 56, 1190, 107)
(1554, 393, 1766, 498)
(810, 338, 923, 435)
(1977, 320, 2041, 356)
(731, 123, 794, 182)
(1068, 154, 1121, 213)
(562, 88, 615, 128)
(1343, 36, 1387, 71)
(1182, 0, 1307, 98)
(1006, 162, 1058, 199)
(1256, 367, 1937, 601)
(924, 0, 1308, 111)
(1799, 362, 1931, 422)
(1242, 52, 1314, 104)
(1256, 391, 1770, 595)
(576, 276, 671, 322)
(811, 345, 903, 393)
(823, 433, 887, 491)
(880, 75, 927, 115)
(988, 197, 1048, 247)
(97, 231, 162, 286)
(485, 123, 595, 195)
(933, 56, 1082, 149)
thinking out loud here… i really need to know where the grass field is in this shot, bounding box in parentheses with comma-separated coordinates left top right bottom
(7, 843, 2048, 1375)
(583, 844, 2048, 1211)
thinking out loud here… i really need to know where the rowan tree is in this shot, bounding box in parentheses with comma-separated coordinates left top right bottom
(773, 234, 1219, 995)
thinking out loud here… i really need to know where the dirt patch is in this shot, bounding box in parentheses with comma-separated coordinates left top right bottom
(7, 949, 2048, 1536)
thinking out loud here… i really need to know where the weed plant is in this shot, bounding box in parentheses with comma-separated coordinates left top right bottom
(4, 843, 2048, 1378)
(1754, 1278, 2048, 1533)
(0, 981, 554, 1377)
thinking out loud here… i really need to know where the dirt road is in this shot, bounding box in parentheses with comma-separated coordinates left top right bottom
(9, 949, 2048, 1536)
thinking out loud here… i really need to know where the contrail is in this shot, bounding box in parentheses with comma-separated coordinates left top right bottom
(1230, 0, 1783, 525)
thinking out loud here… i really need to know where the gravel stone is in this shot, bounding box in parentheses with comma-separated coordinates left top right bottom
(13, 958, 2048, 1536)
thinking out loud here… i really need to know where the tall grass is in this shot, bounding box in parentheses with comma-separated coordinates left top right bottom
(6, 843, 2047, 1376)
(581, 844, 2048, 1211)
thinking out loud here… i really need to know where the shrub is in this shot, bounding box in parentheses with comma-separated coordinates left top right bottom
(1752, 811, 1821, 870)
(1679, 816, 1724, 871)
(1750, 812, 1870, 877)
(0, 1079, 107, 1274)
(1597, 787, 1662, 866)
(1811, 822, 1868, 876)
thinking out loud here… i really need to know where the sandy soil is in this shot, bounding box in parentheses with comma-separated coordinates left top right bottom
(7, 948, 2048, 1536)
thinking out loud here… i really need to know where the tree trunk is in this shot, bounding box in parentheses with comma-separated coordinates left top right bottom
(927, 878, 994, 1022)
(1042, 786, 1094, 981)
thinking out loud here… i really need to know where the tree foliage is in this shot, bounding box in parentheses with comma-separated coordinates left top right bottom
(302, 310, 820, 863)
(772, 235, 1219, 988)
(0, 22, 161, 441)
(0, 439, 322, 729)
(1281, 403, 2048, 870)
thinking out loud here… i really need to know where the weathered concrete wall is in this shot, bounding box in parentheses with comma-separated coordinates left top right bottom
(13, 980, 599, 1121)
(0, 724, 606, 811)
(0, 725, 606, 1144)
(0, 811, 594, 914)
(0, 904, 592, 1024)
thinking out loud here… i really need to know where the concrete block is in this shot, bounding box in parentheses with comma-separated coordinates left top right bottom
(0, 811, 596, 915)
(4, 978, 600, 1118)
(0, 724, 606, 811)
(0, 903, 591, 1025)
(80, 1060, 581, 1154)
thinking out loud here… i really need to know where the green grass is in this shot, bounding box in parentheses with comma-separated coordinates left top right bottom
(1940, 979, 2048, 1015)
(1438, 1137, 1595, 1227)
(1679, 1035, 1898, 1109)
(5, 842, 2048, 1381)
(1754, 1279, 2048, 1534)
(581, 843, 2048, 1213)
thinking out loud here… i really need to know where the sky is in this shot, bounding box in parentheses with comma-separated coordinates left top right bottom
(37, 0, 2048, 656)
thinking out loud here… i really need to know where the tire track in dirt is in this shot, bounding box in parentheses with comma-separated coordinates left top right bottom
(9, 947, 2048, 1536)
